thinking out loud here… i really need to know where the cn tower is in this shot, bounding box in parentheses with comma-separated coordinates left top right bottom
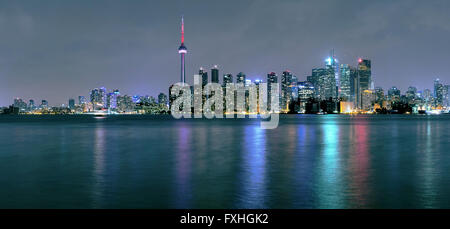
(178, 16, 187, 84)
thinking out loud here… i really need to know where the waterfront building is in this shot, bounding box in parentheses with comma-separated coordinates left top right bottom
(361, 89, 376, 111)
(297, 81, 315, 113)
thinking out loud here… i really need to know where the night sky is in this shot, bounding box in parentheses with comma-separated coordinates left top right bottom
(1, 0, 449, 106)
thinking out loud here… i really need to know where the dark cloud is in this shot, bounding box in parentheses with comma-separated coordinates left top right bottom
(0, 0, 449, 106)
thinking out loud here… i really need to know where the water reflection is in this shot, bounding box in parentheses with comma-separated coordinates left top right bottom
(239, 125, 267, 208)
(419, 120, 438, 208)
(317, 116, 343, 208)
(174, 124, 192, 208)
(92, 123, 106, 208)
(348, 119, 370, 208)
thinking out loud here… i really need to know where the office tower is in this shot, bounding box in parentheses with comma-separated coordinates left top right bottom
(236, 72, 246, 84)
(267, 72, 278, 111)
(211, 65, 219, 84)
(13, 98, 27, 111)
(312, 66, 336, 101)
(223, 74, 233, 85)
(178, 16, 187, 84)
(68, 99, 75, 109)
(326, 50, 340, 98)
(78, 96, 86, 105)
(297, 81, 315, 113)
(349, 66, 359, 105)
(29, 99, 35, 111)
(434, 79, 444, 107)
(90, 87, 107, 109)
(281, 70, 295, 112)
(358, 58, 372, 92)
(199, 67, 208, 87)
(158, 93, 168, 105)
(339, 64, 351, 101)
(41, 100, 49, 109)
(106, 90, 120, 109)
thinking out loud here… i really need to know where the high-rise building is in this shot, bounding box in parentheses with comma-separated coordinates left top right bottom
(178, 16, 187, 84)
(199, 67, 208, 87)
(326, 50, 340, 98)
(78, 96, 86, 105)
(297, 81, 315, 113)
(90, 87, 107, 109)
(211, 65, 219, 84)
(68, 99, 75, 109)
(28, 99, 35, 111)
(13, 98, 27, 111)
(349, 66, 359, 106)
(41, 100, 49, 109)
(236, 72, 246, 84)
(223, 74, 233, 85)
(339, 64, 351, 101)
(281, 70, 295, 112)
(358, 58, 372, 92)
(107, 89, 120, 109)
(158, 93, 168, 105)
(434, 78, 445, 107)
(312, 66, 336, 101)
(267, 72, 278, 111)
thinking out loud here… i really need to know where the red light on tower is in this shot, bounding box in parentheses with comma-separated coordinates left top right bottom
(358, 58, 363, 63)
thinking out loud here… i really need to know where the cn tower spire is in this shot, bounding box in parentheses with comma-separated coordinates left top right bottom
(178, 16, 187, 84)
(181, 16, 184, 44)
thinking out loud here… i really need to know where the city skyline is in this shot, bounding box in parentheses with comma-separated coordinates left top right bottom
(1, 0, 450, 106)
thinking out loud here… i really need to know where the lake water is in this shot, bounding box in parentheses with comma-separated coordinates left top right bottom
(0, 115, 449, 209)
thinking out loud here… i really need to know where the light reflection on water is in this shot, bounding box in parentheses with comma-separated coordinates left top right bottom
(0, 115, 449, 209)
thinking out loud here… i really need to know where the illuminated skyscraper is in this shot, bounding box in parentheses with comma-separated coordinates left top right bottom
(90, 87, 107, 109)
(281, 70, 295, 112)
(68, 99, 75, 109)
(178, 16, 187, 84)
(78, 96, 86, 105)
(199, 67, 208, 87)
(339, 64, 351, 101)
(267, 72, 278, 111)
(358, 59, 371, 92)
(223, 74, 233, 85)
(236, 72, 246, 84)
(211, 65, 219, 84)
(434, 78, 444, 106)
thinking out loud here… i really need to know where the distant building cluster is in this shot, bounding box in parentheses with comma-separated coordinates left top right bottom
(1, 88, 169, 115)
(169, 51, 449, 115)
